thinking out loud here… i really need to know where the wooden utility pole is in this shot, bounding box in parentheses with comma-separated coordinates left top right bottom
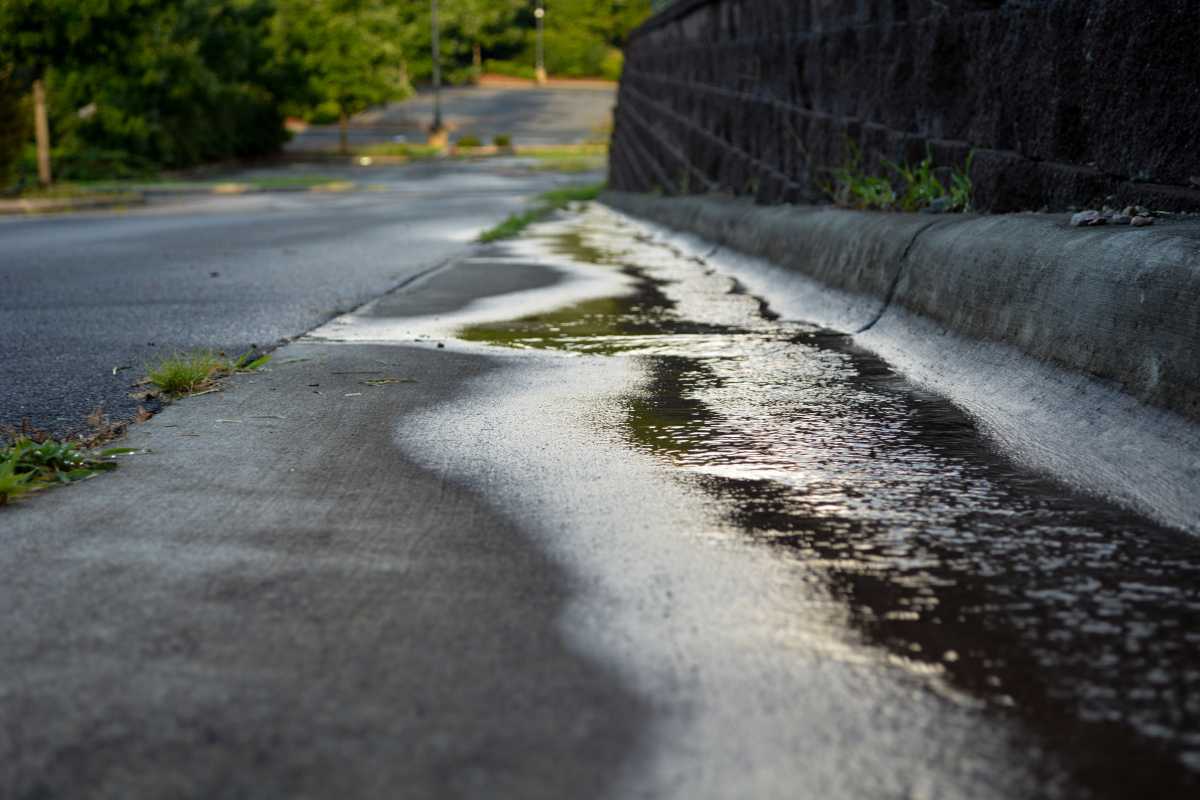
(32, 78, 51, 186)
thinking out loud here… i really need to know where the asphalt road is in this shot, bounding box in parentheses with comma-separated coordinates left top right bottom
(287, 84, 616, 151)
(0, 160, 589, 437)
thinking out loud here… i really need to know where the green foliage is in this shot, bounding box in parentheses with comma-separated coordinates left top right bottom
(401, 0, 650, 84)
(600, 48, 625, 81)
(0, 0, 652, 184)
(146, 348, 269, 395)
(146, 351, 228, 395)
(0, 452, 35, 505)
(0, 436, 128, 505)
(478, 181, 604, 242)
(539, 183, 605, 207)
(948, 151, 975, 213)
(0, 0, 290, 184)
(824, 142, 974, 213)
(824, 141, 895, 210)
(493, 133, 512, 148)
(456, 135, 482, 148)
(484, 59, 536, 81)
(0, 66, 30, 189)
(233, 351, 272, 371)
(885, 152, 942, 213)
(478, 209, 540, 243)
(270, 0, 407, 128)
(0, 0, 156, 74)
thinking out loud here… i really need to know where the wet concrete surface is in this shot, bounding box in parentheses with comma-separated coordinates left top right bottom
(3, 201, 1198, 797)
(455, 208, 1200, 795)
(0, 342, 646, 799)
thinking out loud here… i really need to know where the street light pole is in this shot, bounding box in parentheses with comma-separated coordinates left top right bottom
(534, 2, 546, 85)
(430, 0, 444, 134)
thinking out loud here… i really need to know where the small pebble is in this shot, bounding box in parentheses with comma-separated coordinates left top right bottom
(1111, 214, 1132, 225)
(1131, 215, 1154, 227)
(1070, 210, 1106, 227)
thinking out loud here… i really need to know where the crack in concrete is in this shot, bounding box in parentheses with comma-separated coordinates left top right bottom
(854, 218, 943, 334)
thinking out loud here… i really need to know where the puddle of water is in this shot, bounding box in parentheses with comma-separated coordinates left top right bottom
(460, 206, 1200, 796)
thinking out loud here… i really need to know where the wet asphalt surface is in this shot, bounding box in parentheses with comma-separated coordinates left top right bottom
(0, 160, 586, 438)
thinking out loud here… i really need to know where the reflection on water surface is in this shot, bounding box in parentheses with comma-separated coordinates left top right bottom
(460, 211, 1200, 797)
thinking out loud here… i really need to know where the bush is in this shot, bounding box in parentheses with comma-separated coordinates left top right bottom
(35, 145, 156, 182)
(305, 101, 341, 125)
(493, 133, 511, 148)
(543, 30, 610, 78)
(484, 60, 536, 81)
(600, 49, 624, 82)
(456, 135, 482, 148)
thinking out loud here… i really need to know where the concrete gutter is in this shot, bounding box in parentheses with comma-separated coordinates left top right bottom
(603, 191, 1200, 534)
(604, 192, 1200, 423)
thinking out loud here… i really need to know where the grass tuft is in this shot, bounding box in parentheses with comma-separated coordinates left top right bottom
(479, 210, 542, 243)
(145, 348, 270, 396)
(477, 182, 604, 243)
(146, 351, 228, 395)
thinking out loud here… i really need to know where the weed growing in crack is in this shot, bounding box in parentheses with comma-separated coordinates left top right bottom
(824, 142, 973, 213)
(147, 351, 227, 395)
(145, 349, 272, 396)
(0, 437, 136, 505)
(0, 452, 35, 504)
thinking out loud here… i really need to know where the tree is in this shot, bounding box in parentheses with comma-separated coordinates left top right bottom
(443, 0, 524, 81)
(271, 0, 405, 154)
(0, 0, 154, 184)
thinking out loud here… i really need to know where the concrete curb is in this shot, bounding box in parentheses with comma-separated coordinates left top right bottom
(0, 192, 144, 215)
(0, 182, 364, 215)
(603, 192, 1200, 423)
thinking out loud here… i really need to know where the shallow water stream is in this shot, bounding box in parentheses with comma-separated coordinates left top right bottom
(460, 210, 1200, 796)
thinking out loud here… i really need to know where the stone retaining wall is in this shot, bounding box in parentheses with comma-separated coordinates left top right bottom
(610, 1, 1200, 212)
